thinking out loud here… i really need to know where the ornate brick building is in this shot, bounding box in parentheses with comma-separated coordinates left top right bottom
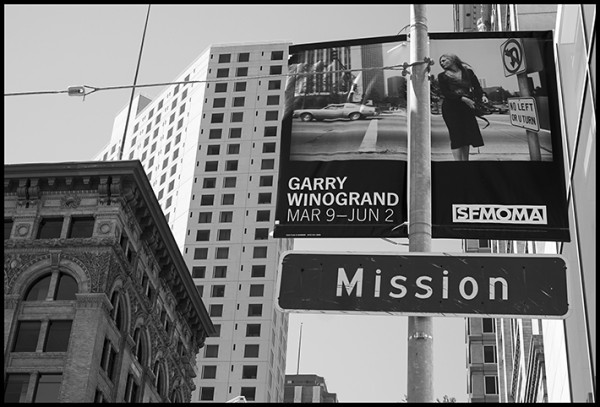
(4, 160, 215, 402)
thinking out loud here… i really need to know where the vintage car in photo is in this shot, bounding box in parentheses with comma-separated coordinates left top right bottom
(292, 103, 381, 122)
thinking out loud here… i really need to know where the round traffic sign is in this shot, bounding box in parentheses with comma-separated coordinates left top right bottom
(502, 38, 524, 76)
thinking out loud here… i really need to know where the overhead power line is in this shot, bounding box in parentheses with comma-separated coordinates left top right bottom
(4, 60, 434, 100)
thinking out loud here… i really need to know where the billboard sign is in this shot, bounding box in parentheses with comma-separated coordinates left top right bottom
(277, 251, 570, 318)
(274, 31, 569, 241)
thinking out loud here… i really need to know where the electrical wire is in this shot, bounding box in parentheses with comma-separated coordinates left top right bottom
(4, 60, 434, 99)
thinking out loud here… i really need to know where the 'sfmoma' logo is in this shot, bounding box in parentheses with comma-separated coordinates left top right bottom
(453, 205, 547, 225)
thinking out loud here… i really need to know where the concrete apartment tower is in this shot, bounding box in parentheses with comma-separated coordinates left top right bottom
(96, 41, 293, 402)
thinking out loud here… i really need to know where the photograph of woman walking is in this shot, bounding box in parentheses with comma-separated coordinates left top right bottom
(437, 53, 488, 161)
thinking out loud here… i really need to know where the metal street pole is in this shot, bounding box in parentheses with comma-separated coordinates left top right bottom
(407, 4, 434, 403)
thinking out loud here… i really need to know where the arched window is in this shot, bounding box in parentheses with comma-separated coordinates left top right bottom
(54, 273, 78, 300)
(154, 361, 166, 397)
(25, 274, 52, 301)
(24, 272, 78, 302)
(133, 327, 148, 366)
(109, 290, 125, 331)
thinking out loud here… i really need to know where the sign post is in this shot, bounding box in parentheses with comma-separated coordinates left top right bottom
(407, 4, 433, 403)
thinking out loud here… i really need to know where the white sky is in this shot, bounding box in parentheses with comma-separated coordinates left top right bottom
(4, 4, 469, 402)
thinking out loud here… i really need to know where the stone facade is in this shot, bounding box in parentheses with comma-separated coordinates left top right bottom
(4, 161, 215, 403)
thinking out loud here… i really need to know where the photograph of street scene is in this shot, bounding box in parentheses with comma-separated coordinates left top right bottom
(284, 35, 556, 162)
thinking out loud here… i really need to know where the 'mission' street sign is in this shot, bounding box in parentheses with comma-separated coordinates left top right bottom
(277, 251, 569, 318)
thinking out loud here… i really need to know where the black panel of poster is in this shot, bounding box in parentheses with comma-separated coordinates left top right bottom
(274, 31, 569, 241)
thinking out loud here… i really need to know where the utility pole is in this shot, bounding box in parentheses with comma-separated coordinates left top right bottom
(406, 4, 434, 402)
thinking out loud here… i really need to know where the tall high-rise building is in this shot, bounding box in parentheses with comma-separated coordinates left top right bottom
(96, 41, 294, 402)
(457, 4, 595, 403)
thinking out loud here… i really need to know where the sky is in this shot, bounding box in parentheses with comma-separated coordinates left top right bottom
(4, 4, 468, 402)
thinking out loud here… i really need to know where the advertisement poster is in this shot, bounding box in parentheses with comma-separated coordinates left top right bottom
(274, 31, 569, 241)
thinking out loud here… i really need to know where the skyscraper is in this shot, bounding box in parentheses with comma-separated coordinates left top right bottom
(96, 41, 293, 402)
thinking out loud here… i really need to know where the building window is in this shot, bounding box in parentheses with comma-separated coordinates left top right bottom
(223, 177, 237, 188)
(482, 318, 495, 333)
(200, 195, 215, 206)
(54, 273, 77, 300)
(249, 284, 264, 297)
(219, 211, 233, 223)
(198, 212, 212, 223)
(194, 248, 208, 260)
(211, 113, 224, 123)
(269, 65, 282, 75)
(242, 366, 258, 379)
(236, 67, 249, 77)
(203, 178, 216, 188)
(265, 111, 279, 121)
(37, 217, 63, 239)
(257, 193, 272, 204)
(231, 112, 244, 122)
(240, 387, 256, 401)
(196, 230, 210, 241)
(205, 161, 218, 172)
(213, 98, 226, 108)
(266, 94, 280, 105)
(218, 53, 231, 63)
(200, 387, 215, 401)
(101, 339, 118, 382)
(244, 344, 259, 358)
(124, 373, 140, 403)
(261, 159, 275, 170)
(253, 247, 268, 258)
(33, 374, 62, 403)
(202, 365, 217, 379)
(215, 247, 229, 259)
(204, 344, 219, 358)
(12, 321, 41, 352)
(238, 52, 250, 62)
(229, 128, 242, 138)
(259, 175, 273, 187)
(25, 275, 52, 301)
(251, 265, 266, 278)
(233, 96, 245, 107)
(264, 126, 277, 137)
(246, 324, 261, 337)
(211, 285, 225, 298)
(216, 68, 229, 78)
(192, 266, 206, 278)
(67, 216, 95, 238)
(254, 228, 269, 240)
(256, 210, 270, 222)
(483, 345, 496, 363)
(262, 142, 276, 153)
(209, 304, 223, 318)
(268, 80, 281, 90)
(225, 160, 238, 171)
(227, 144, 240, 155)
(234, 82, 247, 92)
(248, 304, 263, 317)
(215, 83, 227, 93)
(222, 194, 235, 205)
(271, 50, 284, 60)
(484, 376, 498, 395)
(217, 229, 231, 241)
(196, 285, 204, 296)
(4, 374, 29, 402)
(209, 128, 222, 139)
(43, 320, 72, 352)
(213, 266, 227, 278)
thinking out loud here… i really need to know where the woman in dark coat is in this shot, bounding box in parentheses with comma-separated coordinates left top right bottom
(437, 53, 488, 161)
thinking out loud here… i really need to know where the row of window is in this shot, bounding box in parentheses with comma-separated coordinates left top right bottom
(468, 345, 497, 364)
(203, 158, 275, 172)
(216, 50, 284, 64)
(209, 110, 279, 124)
(215, 65, 282, 78)
(5, 373, 62, 403)
(197, 210, 271, 224)
(197, 192, 272, 206)
(195, 228, 269, 242)
(204, 142, 276, 155)
(200, 386, 256, 402)
(211, 94, 280, 108)
(192, 264, 266, 279)
(205, 125, 278, 139)
(193, 245, 268, 260)
(202, 364, 259, 380)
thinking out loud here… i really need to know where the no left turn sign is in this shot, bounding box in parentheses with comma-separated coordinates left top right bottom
(501, 38, 526, 77)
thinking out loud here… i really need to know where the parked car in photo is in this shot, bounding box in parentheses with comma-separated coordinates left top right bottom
(293, 103, 381, 122)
